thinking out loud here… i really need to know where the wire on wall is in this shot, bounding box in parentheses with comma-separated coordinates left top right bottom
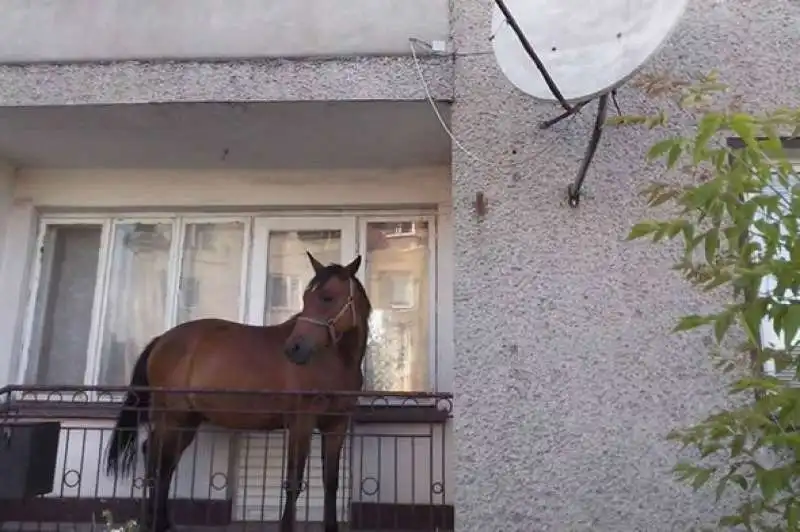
(408, 38, 584, 170)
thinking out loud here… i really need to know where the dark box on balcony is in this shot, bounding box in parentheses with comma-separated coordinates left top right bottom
(0, 421, 61, 499)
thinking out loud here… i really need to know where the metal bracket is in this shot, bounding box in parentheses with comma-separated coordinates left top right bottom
(494, 0, 621, 208)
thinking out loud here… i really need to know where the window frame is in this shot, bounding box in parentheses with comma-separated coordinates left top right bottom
(16, 209, 444, 396)
(728, 137, 800, 386)
(18, 217, 112, 392)
(358, 214, 438, 395)
(749, 172, 800, 384)
(172, 216, 252, 327)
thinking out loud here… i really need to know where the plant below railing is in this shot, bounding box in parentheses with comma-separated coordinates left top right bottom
(98, 510, 138, 532)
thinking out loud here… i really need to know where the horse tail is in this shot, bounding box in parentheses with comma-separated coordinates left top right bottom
(106, 335, 160, 478)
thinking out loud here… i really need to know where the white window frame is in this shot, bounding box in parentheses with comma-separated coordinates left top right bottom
(358, 214, 438, 396)
(16, 209, 446, 395)
(172, 216, 251, 327)
(749, 168, 800, 383)
(247, 216, 358, 326)
(17, 214, 252, 390)
(18, 217, 112, 391)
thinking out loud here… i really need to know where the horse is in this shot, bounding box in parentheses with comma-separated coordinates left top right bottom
(105, 252, 371, 532)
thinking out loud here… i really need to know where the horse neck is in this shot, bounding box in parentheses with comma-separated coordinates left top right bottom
(338, 320, 368, 382)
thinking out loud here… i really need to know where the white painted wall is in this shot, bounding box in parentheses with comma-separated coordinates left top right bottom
(0, 161, 13, 278)
(0, 162, 26, 387)
(13, 168, 450, 209)
(0, 0, 449, 64)
(1, 166, 454, 510)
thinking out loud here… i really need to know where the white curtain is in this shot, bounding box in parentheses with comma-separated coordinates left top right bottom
(98, 223, 171, 386)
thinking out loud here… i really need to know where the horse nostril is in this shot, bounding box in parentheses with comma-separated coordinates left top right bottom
(284, 342, 299, 357)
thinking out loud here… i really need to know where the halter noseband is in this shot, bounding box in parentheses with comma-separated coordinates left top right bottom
(296, 278, 357, 345)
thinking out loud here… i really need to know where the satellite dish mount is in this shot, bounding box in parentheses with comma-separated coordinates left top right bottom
(491, 0, 689, 207)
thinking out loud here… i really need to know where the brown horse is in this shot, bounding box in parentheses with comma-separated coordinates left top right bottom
(105, 252, 370, 532)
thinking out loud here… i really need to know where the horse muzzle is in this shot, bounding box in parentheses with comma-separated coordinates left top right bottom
(283, 338, 315, 366)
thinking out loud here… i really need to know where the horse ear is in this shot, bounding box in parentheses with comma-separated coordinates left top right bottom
(345, 255, 362, 277)
(307, 251, 324, 274)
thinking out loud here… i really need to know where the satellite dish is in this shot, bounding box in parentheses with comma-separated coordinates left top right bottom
(491, 0, 690, 102)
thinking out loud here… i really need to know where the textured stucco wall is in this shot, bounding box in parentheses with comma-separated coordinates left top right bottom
(451, 0, 800, 530)
(0, 56, 453, 106)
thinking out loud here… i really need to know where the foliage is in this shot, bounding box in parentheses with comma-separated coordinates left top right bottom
(617, 71, 800, 531)
(99, 509, 139, 532)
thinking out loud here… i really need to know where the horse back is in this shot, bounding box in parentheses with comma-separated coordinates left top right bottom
(145, 317, 361, 430)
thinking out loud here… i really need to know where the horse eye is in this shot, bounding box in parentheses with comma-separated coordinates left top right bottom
(321, 295, 334, 304)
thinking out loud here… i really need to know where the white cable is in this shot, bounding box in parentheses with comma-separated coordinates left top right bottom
(409, 40, 497, 167)
(408, 38, 585, 169)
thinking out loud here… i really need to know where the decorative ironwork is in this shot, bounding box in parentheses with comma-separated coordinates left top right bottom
(0, 384, 454, 530)
(360, 477, 380, 497)
(62, 469, 81, 489)
(210, 472, 228, 491)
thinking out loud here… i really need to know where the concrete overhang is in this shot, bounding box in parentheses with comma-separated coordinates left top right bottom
(0, 100, 451, 169)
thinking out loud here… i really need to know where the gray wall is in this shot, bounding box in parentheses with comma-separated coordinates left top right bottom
(0, 0, 449, 63)
(451, 0, 800, 530)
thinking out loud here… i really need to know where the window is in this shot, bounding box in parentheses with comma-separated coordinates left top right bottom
(751, 170, 800, 384)
(267, 274, 303, 311)
(24, 224, 103, 385)
(22, 217, 248, 387)
(363, 220, 433, 391)
(20, 213, 440, 392)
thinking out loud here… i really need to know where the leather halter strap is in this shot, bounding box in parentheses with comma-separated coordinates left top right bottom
(296, 278, 357, 345)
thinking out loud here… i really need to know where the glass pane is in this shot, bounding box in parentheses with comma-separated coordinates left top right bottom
(177, 221, 245, 324)
(265, 230, 341, 325)
(98, 223, 172, 386)
(25, 225, 103, 385)
(365, 220, 430, 391)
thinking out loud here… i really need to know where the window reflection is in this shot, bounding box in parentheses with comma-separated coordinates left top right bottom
(365, 220, 430, 391)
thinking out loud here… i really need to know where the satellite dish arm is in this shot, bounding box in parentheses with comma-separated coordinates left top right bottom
(494, 0, 574, 112)
(567, 93, 609, 207)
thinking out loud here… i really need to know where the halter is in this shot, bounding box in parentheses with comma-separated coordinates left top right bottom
(296, 278, 357, 346)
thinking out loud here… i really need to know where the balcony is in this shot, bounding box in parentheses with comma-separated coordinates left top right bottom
(0, 0, 449, 64)
(0, 385, 454, 530)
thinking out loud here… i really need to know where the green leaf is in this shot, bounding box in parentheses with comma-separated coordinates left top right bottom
(667, 143, 683, 169)
(730, 434, 745, 458)
(626, 221, 659, 240)
(786, 500, 800, 530)
(694, 113, 724, 163)
(647, 139, 677, 162)
(730, 474, 748, 491)
(719, 515, 744, 527)
(741, 304, 765, 347)
(673, 314, 712, 332)
(715, 476, 729, 502)
(704, 270, 732, 292)
(783, 303, 800, 350)
(730, 113, 758, 150)
(756, 468, 786, 502)
(714, 309, 736, 343)
(704, 228, 720, 263)
(692, 467, 714, 491)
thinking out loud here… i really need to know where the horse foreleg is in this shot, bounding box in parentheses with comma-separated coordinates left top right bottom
(320, 418, 348, 532)
(279, 423, 313, 532)
(144, 418, 199, 532)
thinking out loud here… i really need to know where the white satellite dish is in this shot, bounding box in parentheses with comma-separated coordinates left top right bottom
(491, 0, 689, 102)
